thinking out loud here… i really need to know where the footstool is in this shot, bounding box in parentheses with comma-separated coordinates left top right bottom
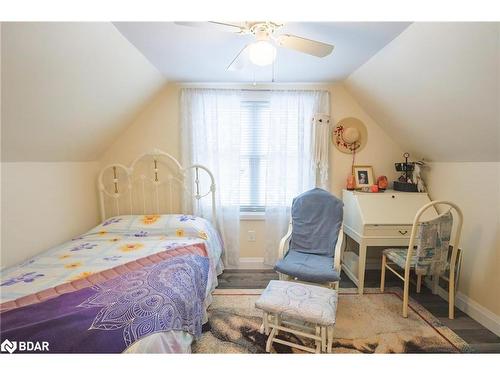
(255, 280, 338, 353)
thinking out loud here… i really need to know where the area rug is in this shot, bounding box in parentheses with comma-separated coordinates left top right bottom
(192, 288, 470, 354)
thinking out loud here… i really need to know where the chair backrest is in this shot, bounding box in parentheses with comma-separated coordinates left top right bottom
(415, 211, 453, 275)
(289, 188, 343, 257)
(407, 201, 463, 276)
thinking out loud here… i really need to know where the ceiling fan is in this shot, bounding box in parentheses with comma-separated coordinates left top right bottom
(176, 21, 334, 71)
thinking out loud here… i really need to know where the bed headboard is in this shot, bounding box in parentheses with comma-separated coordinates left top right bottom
(97, 149, 216, 225)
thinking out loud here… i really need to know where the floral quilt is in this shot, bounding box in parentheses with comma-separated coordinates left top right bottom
(0, 254, 210, 353)
(0, 214, 223, 303)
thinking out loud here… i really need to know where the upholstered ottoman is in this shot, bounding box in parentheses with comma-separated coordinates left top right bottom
(255, 280, 338, 353)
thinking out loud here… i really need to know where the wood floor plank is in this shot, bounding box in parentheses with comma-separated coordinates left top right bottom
(454, 329, 500, 344)
(438, 316, 487, 331)
(470, 343, 500, 353)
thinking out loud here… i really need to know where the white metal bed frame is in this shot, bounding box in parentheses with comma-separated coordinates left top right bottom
(97, 149, 216, 225)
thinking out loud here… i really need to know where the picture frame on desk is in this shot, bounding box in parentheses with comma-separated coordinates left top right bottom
(352, 165, 374, 189)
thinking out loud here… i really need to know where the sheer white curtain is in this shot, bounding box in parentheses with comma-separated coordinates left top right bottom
(180, 88, 241, 267)
(263, 90, 330, 266)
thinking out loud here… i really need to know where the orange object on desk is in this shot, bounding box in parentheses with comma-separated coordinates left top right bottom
(370, 185, 379, 193)
(346, 175, 356, 190)
(377, 175, 388, 190)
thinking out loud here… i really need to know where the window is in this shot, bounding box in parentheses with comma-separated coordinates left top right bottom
(239, 99, 270, 212)
(182, 88, 327, 219)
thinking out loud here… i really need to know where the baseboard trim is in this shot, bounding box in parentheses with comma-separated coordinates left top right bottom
(229, 257, 273, 270)
(425, 279, 500, 337)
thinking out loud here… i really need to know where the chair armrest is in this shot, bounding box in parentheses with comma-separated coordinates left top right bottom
(278, 221, 293, 260)
(333, 228, 344, 273)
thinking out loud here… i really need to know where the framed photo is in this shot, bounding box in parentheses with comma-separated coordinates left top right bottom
(353, 165, 374, 188)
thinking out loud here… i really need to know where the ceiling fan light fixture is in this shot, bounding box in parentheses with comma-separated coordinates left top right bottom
(248, 40, 276, 66)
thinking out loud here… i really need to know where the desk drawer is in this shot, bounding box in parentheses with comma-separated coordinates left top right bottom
(364, 225, 413, 237)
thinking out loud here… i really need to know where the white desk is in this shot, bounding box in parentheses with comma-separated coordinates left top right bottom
(342, 189, 438, 294)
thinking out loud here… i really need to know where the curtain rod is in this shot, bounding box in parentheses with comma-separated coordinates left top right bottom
(240, 89, 330, 92)
(182, 88, 329, 92)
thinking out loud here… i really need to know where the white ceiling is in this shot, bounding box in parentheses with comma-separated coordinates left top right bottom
(113, 22, 410, 82)
(1, 22, 166, 162)
(345, 22, 500, 162)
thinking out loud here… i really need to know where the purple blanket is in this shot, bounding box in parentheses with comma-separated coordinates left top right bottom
(0, 254, 209, 353)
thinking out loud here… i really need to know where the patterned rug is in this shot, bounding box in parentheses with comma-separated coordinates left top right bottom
(192, 288, 470, 354)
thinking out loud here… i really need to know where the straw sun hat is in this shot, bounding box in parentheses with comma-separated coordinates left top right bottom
(332, 117, 368, 154)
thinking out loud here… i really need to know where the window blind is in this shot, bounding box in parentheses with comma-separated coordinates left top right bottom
(240, 100, 269, 211)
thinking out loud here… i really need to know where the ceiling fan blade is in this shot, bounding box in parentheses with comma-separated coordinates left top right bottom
(276, 34, 334, 57)
(226, 45, 250, 71)
(175, 21, 245, 33)
(209, 21, 247, 33)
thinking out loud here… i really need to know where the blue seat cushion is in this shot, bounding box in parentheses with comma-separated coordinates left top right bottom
(274, 249, 341, 283)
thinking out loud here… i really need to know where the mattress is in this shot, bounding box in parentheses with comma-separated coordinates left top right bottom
(0, 214, 224, 353)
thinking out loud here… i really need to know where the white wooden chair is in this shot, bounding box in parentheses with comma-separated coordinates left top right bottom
(274, 188, 344, 290)
(380, 201, 463, 319)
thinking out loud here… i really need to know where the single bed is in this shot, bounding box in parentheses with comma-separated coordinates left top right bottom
(0, 149, 223, 353)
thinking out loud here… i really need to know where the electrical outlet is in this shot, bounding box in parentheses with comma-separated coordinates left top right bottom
(247, 230, 256, 242)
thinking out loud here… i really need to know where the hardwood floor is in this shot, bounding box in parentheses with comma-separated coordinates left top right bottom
(217, 269, 500, 353)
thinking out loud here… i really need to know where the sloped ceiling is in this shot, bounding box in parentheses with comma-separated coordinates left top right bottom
(345, 22, 500, 162)
(1, 22, 166, 162)
(113, 22, 410, 82)
(2, 22, 498, 163)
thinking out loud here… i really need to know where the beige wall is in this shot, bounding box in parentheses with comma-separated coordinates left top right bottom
(100, 83, 179, 166)
(240, 220, 267, 259)
(100, 82, 403, 260)
(329, 83, 402, 197)
(1, 22, 165, 162)
(424, 162, 500, 317)
(344, 22, 499, 162)
(1, 162, 101, 268)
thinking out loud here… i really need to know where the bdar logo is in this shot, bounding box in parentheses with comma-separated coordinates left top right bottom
(1, 339, 17, 354)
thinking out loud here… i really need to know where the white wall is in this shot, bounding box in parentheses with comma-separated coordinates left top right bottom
(1, 22, 165, 162)
(424, 162, 500, 319)
(345, 22, 500, 162)
(100, 82, 403, 262)
(1, 162, 101, 268)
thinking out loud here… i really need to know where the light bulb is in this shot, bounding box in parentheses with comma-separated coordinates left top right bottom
(248, 41, 277, 66)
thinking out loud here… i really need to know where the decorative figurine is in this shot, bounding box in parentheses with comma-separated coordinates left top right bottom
(377, 175, 388, 190)
(412, 160, 427, 192)
(346, 175, 356, 190)
(393, 153, 418, 192)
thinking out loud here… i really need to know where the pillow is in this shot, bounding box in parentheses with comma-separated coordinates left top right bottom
(87, 214, 215, 241)
(164, 214, 212, 240)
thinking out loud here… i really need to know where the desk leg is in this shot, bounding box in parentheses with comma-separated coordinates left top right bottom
(358, 241, 367, 295)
